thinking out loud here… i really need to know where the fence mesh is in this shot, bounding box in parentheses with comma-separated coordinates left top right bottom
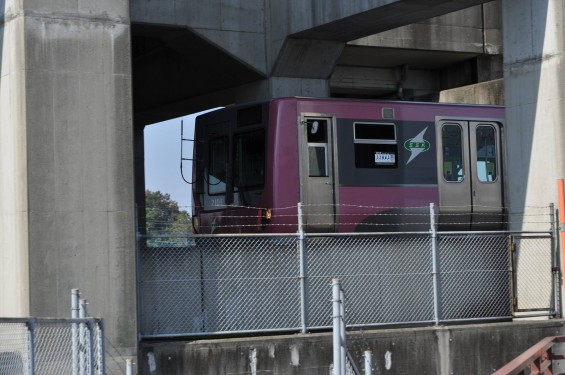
(306, 234, 434, 328)
(513, 235, 555, 311)
(0, 322, 29, 374)
(0, 318, 104, 375)
(138, 228, 558, 338)
(439, 234, 512, 320)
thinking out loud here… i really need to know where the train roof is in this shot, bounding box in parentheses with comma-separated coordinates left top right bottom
(195, 97, 504, 124)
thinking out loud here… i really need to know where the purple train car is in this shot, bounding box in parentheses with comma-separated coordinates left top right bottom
(191, 97, 505, 233)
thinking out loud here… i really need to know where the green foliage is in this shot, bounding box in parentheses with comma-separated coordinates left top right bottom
(145, 189, 193, 237)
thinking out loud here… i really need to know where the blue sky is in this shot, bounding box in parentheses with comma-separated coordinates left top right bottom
(144, 109, 218, 212)
(144, 115, 195, 211)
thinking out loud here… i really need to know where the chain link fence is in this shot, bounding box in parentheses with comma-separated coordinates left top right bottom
(0, 318, 105, 375)
(138, 227, 559, 338)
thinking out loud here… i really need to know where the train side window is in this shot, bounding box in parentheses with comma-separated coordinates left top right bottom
(309, 145, 328, 177)
(307, 120, 328, 143)
(353, 122, 398, 169)
(208, 136, 228, 195)
(476, 125, 497, 182)
(234, 130, 265, 190)
(307, 119, 329, 177)
(442, 124, 464, 182)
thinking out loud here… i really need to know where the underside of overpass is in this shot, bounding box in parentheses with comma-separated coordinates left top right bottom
(131, 1, 503, 126)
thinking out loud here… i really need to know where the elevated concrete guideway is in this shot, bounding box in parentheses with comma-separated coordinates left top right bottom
(131, 0, 501, 124)
(287, 0, 497, 41)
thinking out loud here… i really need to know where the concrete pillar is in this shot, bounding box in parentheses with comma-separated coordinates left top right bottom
(0, 0, 136, 364)
(502, 0, 564, 230)
(1, 0, 29, 317)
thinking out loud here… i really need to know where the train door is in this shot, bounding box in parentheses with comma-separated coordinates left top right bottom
(437, 120, 503, 230)
(299, 115, 337, 232)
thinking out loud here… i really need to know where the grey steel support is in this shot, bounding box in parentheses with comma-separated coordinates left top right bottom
(430, 203, 441, 325)
(298, 202, 308, 334)
(332, 279, 342, 375)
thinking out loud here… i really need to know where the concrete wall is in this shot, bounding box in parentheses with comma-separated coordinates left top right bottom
(502, 0, 565, 230)
(139, 320, 565, 375)
(1, 0, 30, 317)
(439, 79, 505, 105)
(0, 0, 137, 366)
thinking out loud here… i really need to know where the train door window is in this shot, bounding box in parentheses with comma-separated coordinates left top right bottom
(234, 130, 265, 190)
(475, 125, 497, 182)
(307, 119, 329, 177)
(442, 124, 464, 182)
(353, 122, 398, 168)
(208, 136, 228, 195)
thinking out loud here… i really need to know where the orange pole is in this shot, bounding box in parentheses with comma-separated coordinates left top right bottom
(558, 179, 565, 282)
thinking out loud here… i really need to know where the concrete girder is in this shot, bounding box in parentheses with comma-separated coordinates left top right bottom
(132, 24, 264, 125)
(329, 65, 439, 99)
(286, 0, 497, 42)
(130, 0, 267, 76)
(271, 38, 345, 79)
(348, 4, 491, 54)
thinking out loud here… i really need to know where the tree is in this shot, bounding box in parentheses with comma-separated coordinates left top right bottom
(145, 189, 192, 235)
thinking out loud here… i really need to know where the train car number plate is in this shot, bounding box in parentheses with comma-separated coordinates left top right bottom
(375, 152, 395, 165)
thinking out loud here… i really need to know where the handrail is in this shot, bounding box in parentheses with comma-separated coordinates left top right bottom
(493, 336, 565, 375)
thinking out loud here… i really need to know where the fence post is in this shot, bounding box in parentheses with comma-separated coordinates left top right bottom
(79, 299, 89, 375)
(26, 318, 36, 375)
(339, 289, 346, 375)
(332, 279, 342, 375)
(298, 202, 308, 334)
(72, 289, 80, 375)
(97, 320, 106, 375)
(86, 319, 96, 375)
(430, 203, 441, 325)
(364, 350, 372, 375)
(126, 359, 135, 375)
(551, 203, 562, 318)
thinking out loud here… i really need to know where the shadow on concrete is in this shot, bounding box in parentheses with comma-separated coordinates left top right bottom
(502, 1, 549, 228)
(131, 24, 264, 126)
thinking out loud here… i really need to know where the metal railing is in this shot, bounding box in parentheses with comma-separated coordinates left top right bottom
(0, 317, 105, 375)
(137, 204, 560, 338)
(492, 336, 565, 375)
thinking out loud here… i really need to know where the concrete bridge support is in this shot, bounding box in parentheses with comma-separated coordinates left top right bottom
(0, 0, 137, 366)
(502, 0, 565, 230)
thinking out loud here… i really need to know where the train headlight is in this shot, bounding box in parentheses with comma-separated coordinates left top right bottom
(260, 208, 272, 228)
